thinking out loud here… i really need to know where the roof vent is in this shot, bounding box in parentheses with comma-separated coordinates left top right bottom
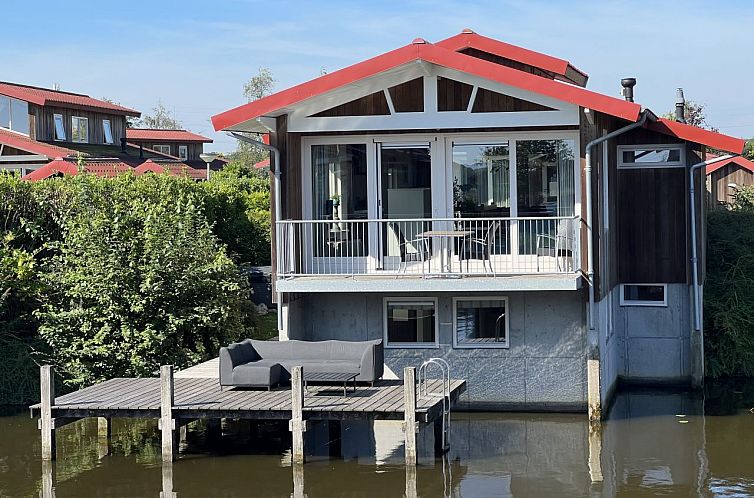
(620, 78, 636, 102)
(675, 88, 686, 124)
(412, 37, 427, 45)
(461, 28, 475, 34)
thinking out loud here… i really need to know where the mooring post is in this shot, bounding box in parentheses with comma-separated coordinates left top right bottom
(588, 421, 604, 482)
(41, 459, 55, 498)
(292, 463, 305, 498)
(403, 366, 417, 466)
(289, 365, 306, 464)
(405, 464, 418, 498)
(587, 358, 601, 423)
(160, 365, 176, 462)
(97, 417, 111, 438)
(160, 460, 176, 498)
(39, 365, 56, 461)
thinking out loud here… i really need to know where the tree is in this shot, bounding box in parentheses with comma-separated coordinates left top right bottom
(230, 68, 276, 167)
(663, 100, 718, 131)
(137, 100, 182, 129)
(744, 139, 754, 161)
(102, 97, 140, 128)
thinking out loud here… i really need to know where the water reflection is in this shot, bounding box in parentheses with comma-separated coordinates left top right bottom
(2, 384, 754, 497)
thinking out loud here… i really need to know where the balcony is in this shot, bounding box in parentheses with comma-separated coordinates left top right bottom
(275, 216, 583, 293)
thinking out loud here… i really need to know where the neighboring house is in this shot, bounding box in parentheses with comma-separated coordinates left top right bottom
(126, 128, 226, 170)
(706, 154, 754, 208)
(212, 29, 745, 413)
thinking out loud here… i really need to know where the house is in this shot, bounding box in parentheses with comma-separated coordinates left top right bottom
(211, 30, 746, 414)
(126, 128, 227, 170)
(706, 154, 754, 208)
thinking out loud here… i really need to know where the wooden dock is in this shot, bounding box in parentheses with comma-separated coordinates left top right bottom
(30, 364, 465, 465)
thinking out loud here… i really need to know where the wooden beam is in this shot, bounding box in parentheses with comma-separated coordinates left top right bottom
(160, 365, 176, 462)
(403, 367, 417, 466)
(289, 365, 306, 464)
(39, 365, 56, 461)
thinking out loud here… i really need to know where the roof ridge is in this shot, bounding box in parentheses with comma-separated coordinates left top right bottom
(0, 80, 89, 97)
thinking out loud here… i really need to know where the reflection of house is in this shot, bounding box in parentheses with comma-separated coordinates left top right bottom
(211, 30, 746, 411)
(706, 154, 754, 208)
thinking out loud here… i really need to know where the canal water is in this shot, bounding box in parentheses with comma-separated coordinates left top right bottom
(1, 381, 753, 497)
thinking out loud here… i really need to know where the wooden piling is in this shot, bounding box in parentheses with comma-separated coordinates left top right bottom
(40, 365, 56, 461)
(97, 417, 111, 438)
(403, 367, 417, 466)
(587, 358, 601, 422)
(160, 365, 176, 462)
(160, 461, 176, 498)
(588, 421, 604, 482)
(41, 459, 55, 498)
(292, 463, 305, 498)
(289, 365, 306, 464)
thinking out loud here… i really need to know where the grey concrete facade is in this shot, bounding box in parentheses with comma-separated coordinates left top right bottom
(286, 290, 588, 411)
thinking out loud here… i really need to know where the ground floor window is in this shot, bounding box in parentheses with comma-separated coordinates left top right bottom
(384, 298, 437, 348)
(620, 284, 667, 307)
(453, 297, 508, 348)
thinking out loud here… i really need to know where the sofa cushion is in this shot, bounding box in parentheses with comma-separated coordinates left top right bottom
(279, 360, 360, 375)
(231, 360, 282, 387)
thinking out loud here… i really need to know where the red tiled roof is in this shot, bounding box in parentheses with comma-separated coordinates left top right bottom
(22, 157, 132, 181)
(126, 129, 213, 143)
(133, 159, 207, 180)
(254, 158, 270, 169)
(211, 30, 745, 155)
(0, 81, 140, 117)
(706, 154, 754, 175)
(0, 128, 76, 158)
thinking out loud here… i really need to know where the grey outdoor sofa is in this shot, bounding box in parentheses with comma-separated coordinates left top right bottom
(219, 339, 384, 389)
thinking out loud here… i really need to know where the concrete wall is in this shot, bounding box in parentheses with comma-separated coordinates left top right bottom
(286, 290, 588, 411)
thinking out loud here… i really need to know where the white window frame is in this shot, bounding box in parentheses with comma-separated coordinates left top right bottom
(102, 119, 113, 144)
(383, 297, 440, 349)
(617, 144, 685, 169)
(452, 296, 510, 349)
(53, 114, 66, 141)
(153, 144, 171, 155)
(619, 283, 668, 307)
(71, 116, 89, 143)
(178, 145, 188, 160)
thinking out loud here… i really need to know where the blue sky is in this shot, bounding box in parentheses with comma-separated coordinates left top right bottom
(2, 0, 753, 152)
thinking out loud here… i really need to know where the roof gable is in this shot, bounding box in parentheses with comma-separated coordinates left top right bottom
(706, 155, 754, 175)
(0, 81, 140, 116)
(126, 129, 213, 143)
(0, 128, 76, 158)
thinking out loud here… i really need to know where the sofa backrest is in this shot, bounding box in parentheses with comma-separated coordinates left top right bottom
(249, 339, 380, 362)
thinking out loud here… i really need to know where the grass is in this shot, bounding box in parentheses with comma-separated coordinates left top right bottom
(253, 311, 279, 340)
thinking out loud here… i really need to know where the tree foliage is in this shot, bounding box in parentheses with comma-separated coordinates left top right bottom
(663, 100, 718, 131)
(744, 138, 754, 161)
(136, 100, 182, 129)
(229, 68, 276, 168)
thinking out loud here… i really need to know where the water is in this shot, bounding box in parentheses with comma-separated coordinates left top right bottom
(2, 382, 753, 497)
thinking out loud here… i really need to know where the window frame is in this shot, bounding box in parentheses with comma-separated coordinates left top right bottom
(617, 144, 685, 169)
(102, 119, 113, 144)
(452, 296, 510, 349)
(178, 145, 188, 160)
(70, 116, 89, 143)
(619, 283, 668, 307)
(153, 144, 171, 155)
(53, 114, 66, 141)
(383, 297, 440, 349)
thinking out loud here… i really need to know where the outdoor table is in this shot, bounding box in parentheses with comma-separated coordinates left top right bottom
(302, 371, 359, 397)
(417, 230, 473, 274)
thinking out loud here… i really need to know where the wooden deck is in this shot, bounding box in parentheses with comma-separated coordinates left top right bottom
(30, 376, 465, 423)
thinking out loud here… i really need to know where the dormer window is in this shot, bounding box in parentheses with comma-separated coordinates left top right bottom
(53, 114, 66, 141)
(103, 119, 113, 144)
(71, 116, 88, 143)
(178, 145, 188, 160)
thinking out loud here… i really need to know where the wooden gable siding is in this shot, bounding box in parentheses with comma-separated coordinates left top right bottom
(311, 90, 390, 117)
(459, 47, 554, 80)
(471, 87, 555, 113)
(31, 104, 127, 146)
(388, 78, 423, 112)
(437, 77, 473, 111)
(132, 142, 203, 160)
(709, 163, 754, 208)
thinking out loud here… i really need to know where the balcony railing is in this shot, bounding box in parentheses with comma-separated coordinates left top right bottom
(276, 216, 581, 278)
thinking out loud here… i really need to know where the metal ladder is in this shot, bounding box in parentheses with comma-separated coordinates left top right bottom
(418, 357, 451, 453)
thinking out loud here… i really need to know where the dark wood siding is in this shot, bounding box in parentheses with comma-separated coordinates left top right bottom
(388, 78, 423, 112)
(130, 141, 204, 160)
(709, 163, 754, 208)
(34, 105, 127, 145)
(459, 47, 555, 80)
(437, 77, 473, 111)
(471, 87, 554, 113)
(311, 91, 390, 117)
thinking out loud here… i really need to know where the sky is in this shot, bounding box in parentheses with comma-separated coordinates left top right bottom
(2, 0, 753, 153)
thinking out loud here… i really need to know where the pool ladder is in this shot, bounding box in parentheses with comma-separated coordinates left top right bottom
(418, 357, 451, 453)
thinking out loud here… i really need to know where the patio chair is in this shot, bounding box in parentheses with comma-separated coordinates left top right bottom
(459, 220, 501, 275)
(536, 219, 574, 271)
(388, 222, 430, 276)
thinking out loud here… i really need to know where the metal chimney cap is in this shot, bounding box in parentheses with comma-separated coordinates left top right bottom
(620, 78, 637, 88)
(461, 28, 476, 34)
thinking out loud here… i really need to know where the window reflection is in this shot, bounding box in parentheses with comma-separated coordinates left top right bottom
(452, 143, 510, 218)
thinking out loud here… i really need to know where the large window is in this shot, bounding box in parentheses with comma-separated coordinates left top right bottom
(1, 96, 29, 135)
(153, 144, 171, 155)
(103, 119, 113, 144)
(53, 114, 66, 141)
(452, 143, 510, 217)
(516, 139, 575, 217)
(453, 298, 508, 348)
(178, 145, 188, 160)
(71, 116, 88, 143)
(0, 96, 9, 129)
(384, 298, 437, 348)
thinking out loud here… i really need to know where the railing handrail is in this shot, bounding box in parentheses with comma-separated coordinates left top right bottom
(277, 215, 581, 224)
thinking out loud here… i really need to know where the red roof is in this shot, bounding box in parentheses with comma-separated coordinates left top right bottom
(126, 129, 213, 143)
(211, 30, 745, 155)
(706, 154, 754, 175)
(22, 158, 132, 181)
(0, 128, 76, 158)
(0, 81, 140, 116)
(436, 29, 588, 86)
(133, 159, 207, 180)
(254, 158, 270, 169)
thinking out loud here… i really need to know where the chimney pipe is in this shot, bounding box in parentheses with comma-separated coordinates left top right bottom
(621, 78, 637, 102)
(675, 88, 686, 124)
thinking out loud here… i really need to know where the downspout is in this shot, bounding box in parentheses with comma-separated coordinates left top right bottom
(228, 131, 283, 333)
(584, 110, 652, 353)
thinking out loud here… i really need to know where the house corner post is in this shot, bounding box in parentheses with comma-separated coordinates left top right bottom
(289, 365, 306, 464)
(40, 365, 56, 461)
(160, 365, 176, 462)
(403, 367, 417, 466)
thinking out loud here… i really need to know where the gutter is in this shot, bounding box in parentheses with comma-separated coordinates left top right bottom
(228, 131, 284, 333)
(584, 109, 654, 355)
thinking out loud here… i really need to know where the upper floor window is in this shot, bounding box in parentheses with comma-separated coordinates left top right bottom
(0, 96, 29, 135)
(154, 144, 171, 155)
(53, 114, 66, 141)
(178, 145, 188, 160)
(102, 119, 113, 144)
(617, 144, 684, 169)
(71, 116, 88, 143)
